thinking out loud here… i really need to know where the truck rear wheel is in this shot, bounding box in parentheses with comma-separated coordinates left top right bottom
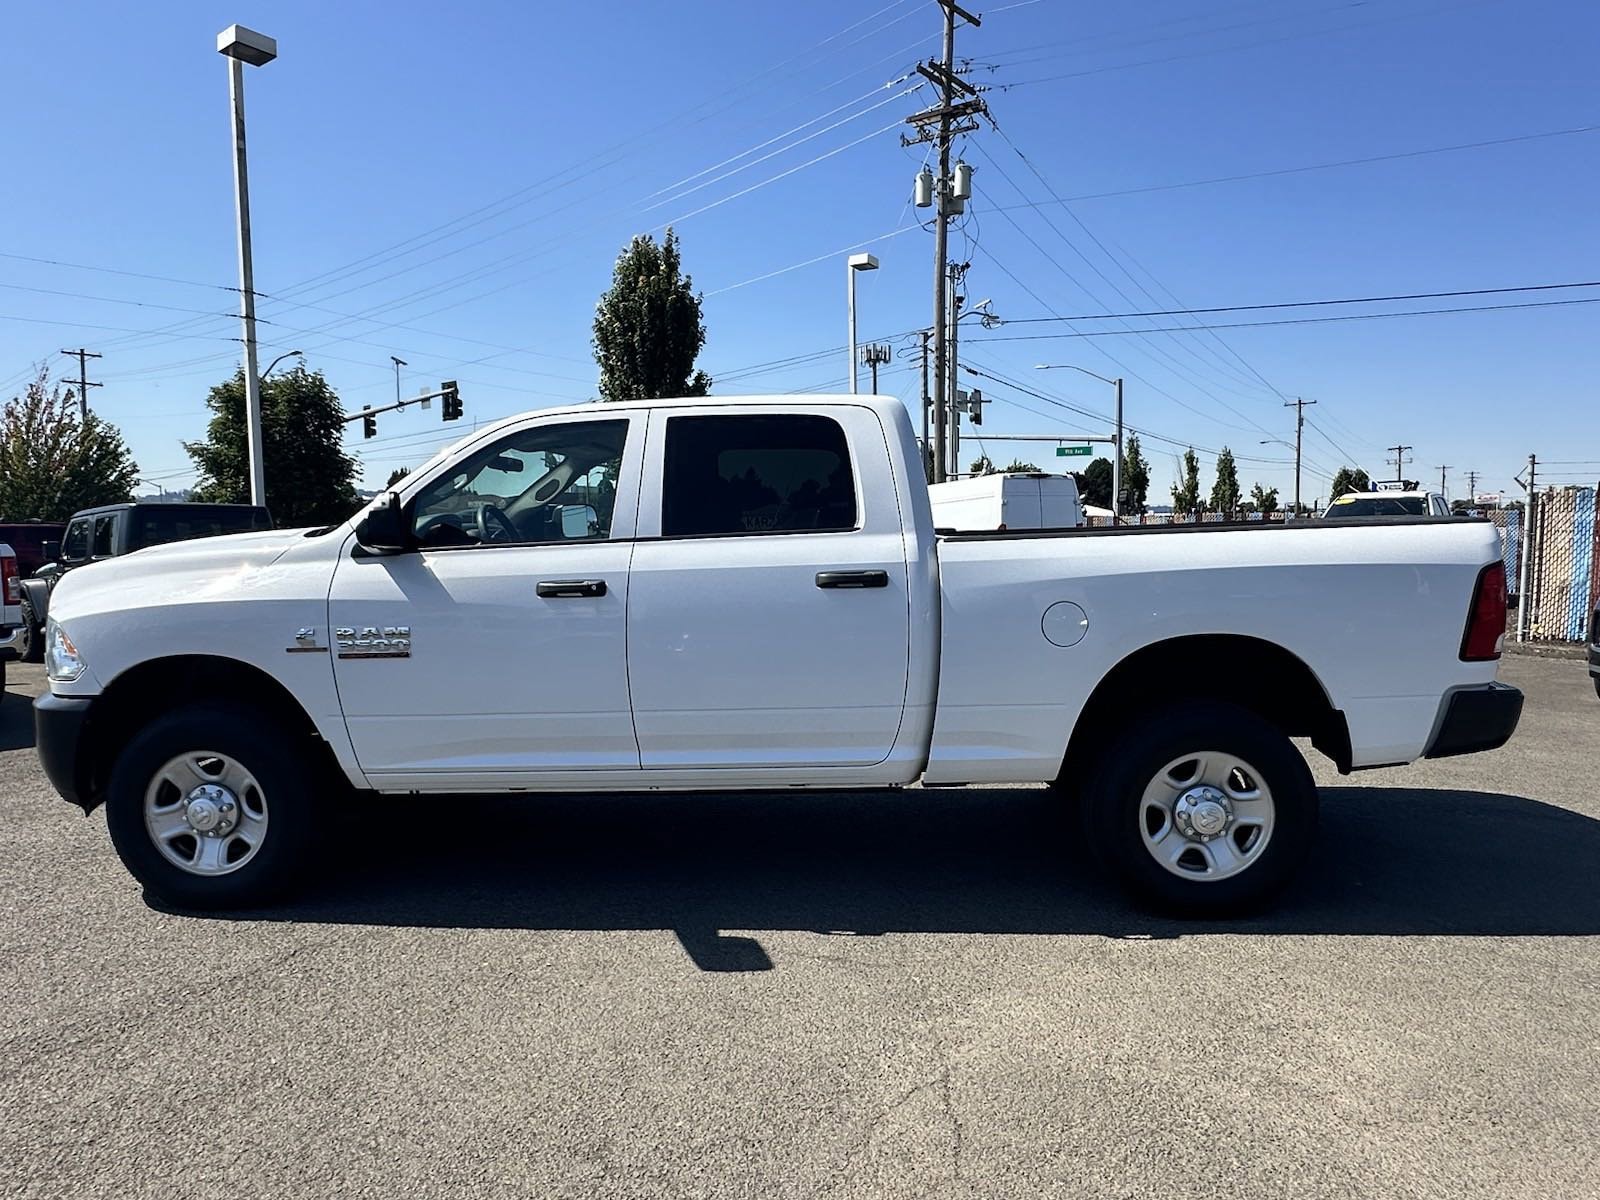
(1084, 701, 1318, 915)
(104, 704, 316, 909)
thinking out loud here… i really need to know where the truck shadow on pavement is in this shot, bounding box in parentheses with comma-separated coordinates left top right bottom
(201, 784, 1600, 964)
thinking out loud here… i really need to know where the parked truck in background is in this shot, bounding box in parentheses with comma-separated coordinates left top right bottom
(16, 503, 272, 662)
(0, 543, 19, 691)
(34, 395, 1520, 915)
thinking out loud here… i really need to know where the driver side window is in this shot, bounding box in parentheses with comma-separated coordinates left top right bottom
(409, 418, 629, 549)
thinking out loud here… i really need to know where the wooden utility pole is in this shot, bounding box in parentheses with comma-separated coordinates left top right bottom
(1284, 396, 1316, 515)
(1437, 464, 1450, 498)
(918, 329, 932, 480)
(1387, 444, 1414, 485)
(59, 348, 102, 418)
(904, 0, 985, 483)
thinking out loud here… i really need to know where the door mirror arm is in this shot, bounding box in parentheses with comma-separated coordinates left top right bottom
(355, 492, 415, 554)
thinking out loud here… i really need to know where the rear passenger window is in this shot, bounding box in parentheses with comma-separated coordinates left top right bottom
(661, 414, 857, 538)
(91, 515, 116, 557)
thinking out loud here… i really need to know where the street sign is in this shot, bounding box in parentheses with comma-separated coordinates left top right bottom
(1055, 445, 1093, 457)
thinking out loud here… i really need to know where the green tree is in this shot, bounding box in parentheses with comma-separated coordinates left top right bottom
(1250, 482, 1280, 514)
(969, 454, 996, 476)
(592, 228, 711, 401)
(1209, 446, 1241, 515)
(1171, 447, 1203, 516)
(385, 466, 411, 489)
(1329, 466, 1371, 498)
(0, 365, 138, 520)
(1002, 459, 1041, 473)
(1120, 434, 1150, 514)
(1079, 457, 1113, 508)
(185, 365, 360, 527)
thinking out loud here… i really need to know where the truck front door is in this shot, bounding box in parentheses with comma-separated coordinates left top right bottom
(625, 407, 912, 770)
(328, 414, 644, 787)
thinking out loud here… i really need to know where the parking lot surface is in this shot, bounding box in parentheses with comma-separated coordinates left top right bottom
(1, 654, 1595, 1199)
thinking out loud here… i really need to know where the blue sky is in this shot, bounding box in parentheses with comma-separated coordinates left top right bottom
(1, 0, 1595, 503)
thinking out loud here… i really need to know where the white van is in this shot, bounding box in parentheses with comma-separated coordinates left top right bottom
(928, 472, 1085, 531)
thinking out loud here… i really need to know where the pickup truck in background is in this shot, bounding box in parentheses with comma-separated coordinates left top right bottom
(34, 395, 1520, 914)
(0, 543, 19, 691)
(0, 521, 67, 579)
(16, 502, 272, 662)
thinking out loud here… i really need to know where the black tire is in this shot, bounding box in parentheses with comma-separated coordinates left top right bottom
(1083, 700, 1318, 916)
(18, 598, 42, 664)
(1593, 676, 1600, 701)
(104, 704, 318, 909)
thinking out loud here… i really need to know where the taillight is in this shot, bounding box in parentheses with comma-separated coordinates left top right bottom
(1, 555, 16, 605)
(1460, 561, 1506, 661)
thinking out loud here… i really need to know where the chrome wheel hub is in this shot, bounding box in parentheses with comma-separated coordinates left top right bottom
(145, 751, 268, 877)
(1139, 752, 1276, 882)
(183, 784, 238, 836)
(1173, 786, 1231, 840)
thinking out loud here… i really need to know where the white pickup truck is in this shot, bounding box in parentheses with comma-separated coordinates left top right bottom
(35, 395, 1521, 914)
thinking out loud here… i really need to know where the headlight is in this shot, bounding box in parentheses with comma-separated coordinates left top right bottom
(45, 620, 86, 682)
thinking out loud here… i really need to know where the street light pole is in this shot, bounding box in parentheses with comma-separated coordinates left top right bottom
(1034, 364, 1124, 523)
(846, 253, 878, 394)
(217, 25, 277, 508)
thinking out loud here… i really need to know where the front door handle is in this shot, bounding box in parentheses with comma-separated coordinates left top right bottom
(815, 570, 889, 589)
(537, 579, 607, 598)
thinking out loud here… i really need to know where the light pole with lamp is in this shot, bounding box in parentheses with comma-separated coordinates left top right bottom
(846, 253, 879, 394)
(1259, 437, 1303, 517)
(217, 24, 277, 508)
(1034, 364, 1123, 523)
(261, 349, 303, 380)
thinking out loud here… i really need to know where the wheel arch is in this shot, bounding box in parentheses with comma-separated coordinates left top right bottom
(1058, 634, 1351, 785)
(75, 654, 342, 812)
(19, 577, 49, 620)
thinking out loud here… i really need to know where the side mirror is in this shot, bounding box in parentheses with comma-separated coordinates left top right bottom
(355, 492, 413, 553)
(40, 540, 59, 564)
(559, 504, 599, 539)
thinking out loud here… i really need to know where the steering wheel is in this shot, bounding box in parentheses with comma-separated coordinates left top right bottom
(474, 503, 517, 543)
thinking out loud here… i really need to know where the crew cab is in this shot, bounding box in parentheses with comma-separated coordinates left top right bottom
(34, 395, 1521, 914)
(17, 502, 272, 662)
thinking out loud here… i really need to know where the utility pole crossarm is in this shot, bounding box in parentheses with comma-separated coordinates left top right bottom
(59, 348, 103, 419)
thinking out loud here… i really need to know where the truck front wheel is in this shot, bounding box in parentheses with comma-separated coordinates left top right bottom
(104, 704, 316, 909)
(18, 598, 42, 664)
(1084, 701, 1318, 915)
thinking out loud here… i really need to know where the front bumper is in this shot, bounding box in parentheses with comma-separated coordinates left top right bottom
(35, 692, 94, 811)
(1425, 682, 1523, 759)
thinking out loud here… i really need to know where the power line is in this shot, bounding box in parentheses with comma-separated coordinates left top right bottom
(986, 122, 1600, 214)
(996, 279, 1600, 324)
(993, 0, 1504, 89)
(967, 295, 1600, 340)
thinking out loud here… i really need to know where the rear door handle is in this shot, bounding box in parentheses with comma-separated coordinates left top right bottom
(815, 570, 889, 589)
(537, 579, 607, 598)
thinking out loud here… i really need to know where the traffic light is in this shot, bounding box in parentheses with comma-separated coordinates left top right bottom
(441, 380, 461, 422)
(969, 388, 983, 426)
(362, 407, 377, 439)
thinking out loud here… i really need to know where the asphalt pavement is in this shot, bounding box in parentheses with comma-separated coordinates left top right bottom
(1, 655, 1596, 1199)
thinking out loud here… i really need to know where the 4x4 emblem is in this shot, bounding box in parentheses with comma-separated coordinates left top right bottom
(335, 625, 412, 659)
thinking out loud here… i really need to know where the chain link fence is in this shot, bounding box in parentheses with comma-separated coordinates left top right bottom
(1519, 486, 1597, 642)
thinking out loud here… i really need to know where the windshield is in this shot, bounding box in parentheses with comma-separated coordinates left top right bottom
(1324, 495, 1427, 518)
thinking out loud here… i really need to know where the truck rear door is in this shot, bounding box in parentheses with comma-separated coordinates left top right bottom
(626, 405, 912, 769)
